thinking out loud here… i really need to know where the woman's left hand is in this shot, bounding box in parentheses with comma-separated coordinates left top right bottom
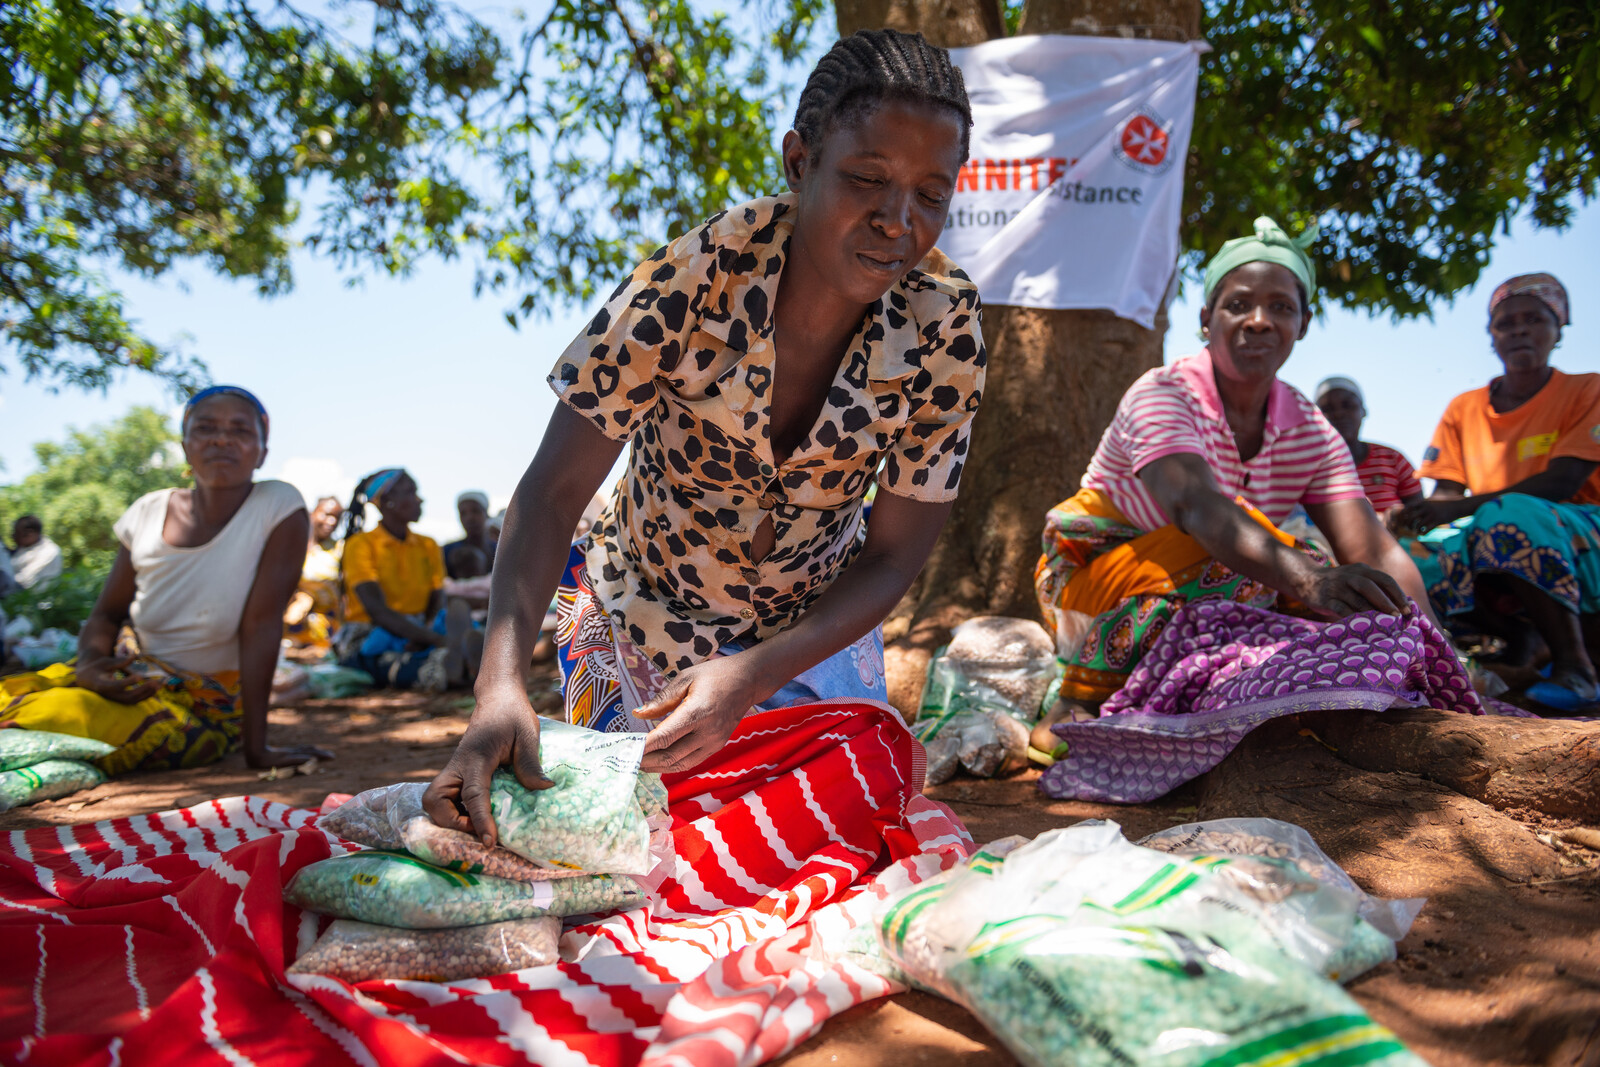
(1394, 497, 1473, 535)
(636, 655, 771, 775)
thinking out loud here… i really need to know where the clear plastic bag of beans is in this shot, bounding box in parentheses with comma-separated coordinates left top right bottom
(0, 759, 106, 812)
(316, 784, 406, 850)
(911, 702, 1028, 783)
(1137, 817, 1426, 941)
(288, 917, 560, 983)
(488, 717, 661, 875)
(937, 617, 1059, 721)
(874, 821, 1428, 1067)
(284, 851, 644, 928)
(0, 729, 115, 772)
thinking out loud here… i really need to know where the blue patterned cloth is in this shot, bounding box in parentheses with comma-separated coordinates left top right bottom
(1408, 493, 1600, 618)
(554, 542, 887, 734)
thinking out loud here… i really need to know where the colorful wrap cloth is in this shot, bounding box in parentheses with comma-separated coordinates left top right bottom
(555, 543, 887, 732)
(283, 544, 342, 653)
(1034, 488, 1328, 703)
(1407, 493, 1600, 622)
(0, 701, 973, 1067)
(333, 615, 452, 691)
(1040, 600, 1485, 803)
(0, 654, 240, 775)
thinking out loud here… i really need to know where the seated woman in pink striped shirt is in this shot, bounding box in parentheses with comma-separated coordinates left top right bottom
(1032, 217, 1437, 733)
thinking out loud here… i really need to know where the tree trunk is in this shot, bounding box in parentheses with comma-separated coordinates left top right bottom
(834, 0, 1201, 716)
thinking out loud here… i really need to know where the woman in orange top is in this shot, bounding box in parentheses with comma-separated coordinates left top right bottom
(1400, 273, 1600, 712)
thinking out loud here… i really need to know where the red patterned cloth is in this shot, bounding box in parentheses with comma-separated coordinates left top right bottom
(0, 701, 971, 1066)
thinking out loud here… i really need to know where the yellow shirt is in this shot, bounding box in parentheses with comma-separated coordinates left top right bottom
(341, 526, 444, 623)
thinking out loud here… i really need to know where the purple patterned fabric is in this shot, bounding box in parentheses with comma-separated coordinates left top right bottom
(1039, 601, 1485, 803)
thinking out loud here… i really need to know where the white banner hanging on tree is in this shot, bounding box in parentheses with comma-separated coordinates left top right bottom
(943, 35, 1207, 328)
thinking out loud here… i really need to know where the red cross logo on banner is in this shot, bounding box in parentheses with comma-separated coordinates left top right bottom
(1120, 114, 1169, 166)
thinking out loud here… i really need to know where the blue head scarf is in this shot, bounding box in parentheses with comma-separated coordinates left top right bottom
(182, 385, 269, 439)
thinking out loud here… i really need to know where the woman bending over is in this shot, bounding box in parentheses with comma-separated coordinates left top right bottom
(425, 29, 986, 842)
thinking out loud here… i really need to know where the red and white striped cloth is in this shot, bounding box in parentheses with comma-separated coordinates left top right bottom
(0, 701, 972, 1066)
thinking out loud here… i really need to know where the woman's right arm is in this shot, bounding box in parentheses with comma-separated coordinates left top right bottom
(73, 546, 163, 703)
(1399, 458, 1598, 532)
(423, 404, 625, 845)
(1139, 453, 1405, 618)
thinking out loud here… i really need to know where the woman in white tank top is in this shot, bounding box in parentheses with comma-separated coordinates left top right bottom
(1, 387, 333, 773)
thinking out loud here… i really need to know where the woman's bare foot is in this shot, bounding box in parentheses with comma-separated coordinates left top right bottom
(1548, 664, 1599, 702)
(1030, 696, 1099, 753)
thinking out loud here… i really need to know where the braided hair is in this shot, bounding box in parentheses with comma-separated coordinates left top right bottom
(340, 468, 407, 541)
(793, 29, 973, 162)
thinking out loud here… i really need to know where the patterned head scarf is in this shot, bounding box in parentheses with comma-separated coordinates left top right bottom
(1488, 272, 1569, 327)
(340, 467, 409, 540)
(182, 385, 269, 440)
(364, 469, 407, 504)
(1203, 216, 1319, 304)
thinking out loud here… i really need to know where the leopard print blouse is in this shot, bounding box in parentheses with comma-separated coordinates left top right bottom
(549, 193, 987, 675)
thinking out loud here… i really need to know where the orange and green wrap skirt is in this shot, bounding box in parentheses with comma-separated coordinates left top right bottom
(1034, 488, 1327, 703)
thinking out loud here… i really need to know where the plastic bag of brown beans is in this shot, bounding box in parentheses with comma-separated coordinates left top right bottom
(288, 916, 560, 983)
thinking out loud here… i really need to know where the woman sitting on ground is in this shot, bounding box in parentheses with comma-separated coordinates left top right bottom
(443, 491, 496, 580)
(1398, 273, 1600, 712)
(0, 387, 332, 770)
(334, 469, 481, 692)
(424, 29, 985, 841)
(1032, 217, 1438, 742)
(1313, 376, 1424, 529)
(283, 495, 344, 654)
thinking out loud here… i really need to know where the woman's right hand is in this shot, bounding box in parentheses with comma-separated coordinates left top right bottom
(422, 684, 555, 846)
(75, 653, 163, 705)
(1297, 563, 1407, 619)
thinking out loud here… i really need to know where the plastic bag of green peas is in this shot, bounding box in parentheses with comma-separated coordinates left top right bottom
(0, 759, 106, 812)
(284, 850, 643, 928)
(0, 728, 115, 772)
(874, 820, 1429, 1067)
(487, 717, 663, 875)
(316, 720, 668, 879)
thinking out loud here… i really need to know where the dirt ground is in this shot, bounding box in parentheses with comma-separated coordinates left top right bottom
(3, 665, 1597, 1067)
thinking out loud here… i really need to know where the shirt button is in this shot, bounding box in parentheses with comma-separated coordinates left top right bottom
(758, 494, 777, 510)
(759, 463, 774, 477)
(739, 608, 755, 620)
(740, 567, 759, 582)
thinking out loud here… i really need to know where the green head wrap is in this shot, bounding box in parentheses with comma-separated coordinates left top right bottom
(1203, 216, 1319, 305)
